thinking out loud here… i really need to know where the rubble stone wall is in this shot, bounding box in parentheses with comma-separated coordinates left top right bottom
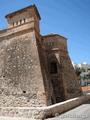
(0, 30, 47, 107)
(0, 93, 90, 120)
(60, 52, 82, 100)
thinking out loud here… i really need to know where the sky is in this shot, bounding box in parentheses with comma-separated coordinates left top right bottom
(0, 0, 90, 64)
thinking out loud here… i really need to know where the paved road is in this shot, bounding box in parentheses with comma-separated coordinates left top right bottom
(46, 101, 90, 120)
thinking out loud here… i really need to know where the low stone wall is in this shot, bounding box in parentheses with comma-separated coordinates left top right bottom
(0, 93, 90, 120)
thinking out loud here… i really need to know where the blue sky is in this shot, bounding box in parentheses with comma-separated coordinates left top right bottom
(0, 0, 90, 64)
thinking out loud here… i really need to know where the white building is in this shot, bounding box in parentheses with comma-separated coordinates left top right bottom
(72, 62, 90, 72)
(72, 62, 90, 86)
(80, 72, 90, 86)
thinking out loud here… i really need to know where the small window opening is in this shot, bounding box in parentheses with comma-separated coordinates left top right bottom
(50, 62, 57, 74)
(16, 21, 18, 25)
(23, 19, 26, 23)
(46, 42, 48, 45)
(52, 42, 54, 46)
(49, 42, 51, 46)
(20, 20, 22, 24)
(13, 23, 14, 26)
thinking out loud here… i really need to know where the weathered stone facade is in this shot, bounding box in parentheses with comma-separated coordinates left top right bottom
(0, 5, 82, 108)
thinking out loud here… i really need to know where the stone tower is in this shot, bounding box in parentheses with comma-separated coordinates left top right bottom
(0, 5, 82, 108)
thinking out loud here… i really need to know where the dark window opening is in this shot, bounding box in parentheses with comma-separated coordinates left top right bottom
(52, 42, 54, 46)
(20, 20, 22, 24)
(16, 21, 18, 25)
(50, 62, 57, 74)
(23, 19, 26, 23)
(46, 42, 48, 45)
(49, 42, 51, 45)
(13, 23, 14, 26)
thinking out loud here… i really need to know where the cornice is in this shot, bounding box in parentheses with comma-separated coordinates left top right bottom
(43, 47, 68, 54)
(0, 27, 34, 40)
(0, 28, 40, 41)
(0, 20, 40, 40)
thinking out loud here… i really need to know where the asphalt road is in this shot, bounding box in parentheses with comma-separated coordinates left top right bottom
(46, 101, 90, 120)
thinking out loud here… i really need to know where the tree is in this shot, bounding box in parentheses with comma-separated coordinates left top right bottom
(85, 73, 90, 85)
(74, 67, 86, 86)
(87, 73, 90, 78)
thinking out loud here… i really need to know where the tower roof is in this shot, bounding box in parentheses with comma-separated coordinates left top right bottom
(43, 33, 67, 40)
(5, 4, 41, 20)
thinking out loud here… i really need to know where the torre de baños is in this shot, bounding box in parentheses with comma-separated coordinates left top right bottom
(0, 5, 82, 107)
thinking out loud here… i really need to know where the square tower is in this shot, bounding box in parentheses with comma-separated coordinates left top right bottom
(43, 33, 82, 102)
(0, 5, 82, 109)
(0, 5, 54, 107)
(5, 5, 40, 33)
